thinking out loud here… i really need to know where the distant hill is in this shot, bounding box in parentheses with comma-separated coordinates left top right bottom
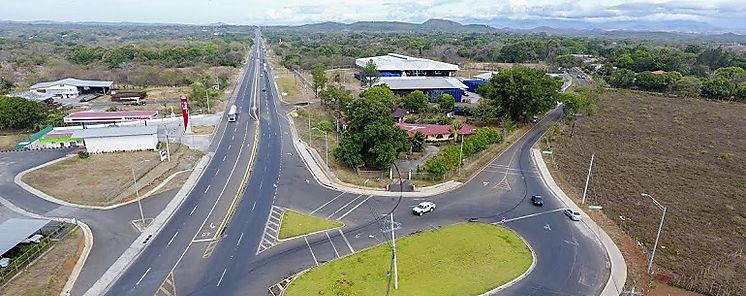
(273, 19, 497, 33)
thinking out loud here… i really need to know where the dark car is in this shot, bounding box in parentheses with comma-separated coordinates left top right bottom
(531, 195, 544, 206)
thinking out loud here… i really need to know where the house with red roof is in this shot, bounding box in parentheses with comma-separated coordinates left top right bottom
(395, 122, 474, 142)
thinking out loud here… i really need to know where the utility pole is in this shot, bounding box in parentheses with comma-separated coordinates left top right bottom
(163, 127, 171, 162)
(324, 131, 329, 164)
(641, 193, 667, 274)
(457, 135, 464, 173)
(581, 153, 594, 204)
(205, 89, 210, 113)
(132, 167, 145, 223)
(390, 213, 398, 290)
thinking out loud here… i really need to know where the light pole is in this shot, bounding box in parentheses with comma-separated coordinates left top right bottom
(641, 193, 666, 274)
(581, 153, 594, 204)
(132, 159, 152, 224)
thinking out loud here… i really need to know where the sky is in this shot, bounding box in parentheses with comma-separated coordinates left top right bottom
(1, 0, 745, 32)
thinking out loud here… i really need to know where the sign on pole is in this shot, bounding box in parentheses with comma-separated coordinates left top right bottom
(180, 95, 192, 134)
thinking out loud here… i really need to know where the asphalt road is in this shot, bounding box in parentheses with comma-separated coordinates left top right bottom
(103, 30, 610, 296)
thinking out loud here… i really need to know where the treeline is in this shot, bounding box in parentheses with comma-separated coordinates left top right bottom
(0, 96, 65, 130)
(607, 66, 746, 101)
(68, 40, 247, 68)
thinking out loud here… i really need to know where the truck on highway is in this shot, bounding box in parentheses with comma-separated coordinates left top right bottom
(227, 104, 237, 122)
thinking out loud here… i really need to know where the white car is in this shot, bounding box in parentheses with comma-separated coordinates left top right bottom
(412, 202, 436, 216)
(22, 234, 44, 244)
(564, 208, 581, 221)
(0, 257, 10, 268)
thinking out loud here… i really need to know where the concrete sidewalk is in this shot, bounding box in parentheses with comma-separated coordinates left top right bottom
(286, 114, 461, 198)
(531, 148, 627, 296)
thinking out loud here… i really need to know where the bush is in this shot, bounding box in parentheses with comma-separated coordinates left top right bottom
(420, 127, 502, 178)
(78, 151, 90, 159)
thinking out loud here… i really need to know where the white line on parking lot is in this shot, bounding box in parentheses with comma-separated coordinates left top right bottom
(337, 195, 373, 221)
(326, 232, 340, 258)
(217, 268, 227, 286)
(310, 192, 346, 214)
(167, 232, 178, 246)
(326, 194, 363, 219)
(304, 237, 319, 267)
(338, 229, 354, 253)
(135, 267, 151, 286)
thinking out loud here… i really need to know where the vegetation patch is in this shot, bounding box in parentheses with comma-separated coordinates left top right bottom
(278, 210, 344, 240)
(284, 223, 532, 296)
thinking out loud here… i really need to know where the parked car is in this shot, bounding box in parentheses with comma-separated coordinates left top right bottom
(412, 201, 436, 216)
(531, 195, 544, 206)
(530, 115, 539, 123)
(564, 208, 581, 221)
(0, 257, 10, 268)
(21, 234, 44, 244)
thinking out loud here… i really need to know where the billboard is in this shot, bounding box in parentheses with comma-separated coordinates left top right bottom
(180, 95, 192, 133)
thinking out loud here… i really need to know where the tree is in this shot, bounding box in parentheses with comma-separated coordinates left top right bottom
(333, 97, 408, 170)
(554, 54, 582, 69)
(713, 66, 746, 84)
(359, 84, 395, 109)
(0, 78, 13, 95)
(360, 59, 379, 87)
(472, 99, 499, 125)
(560, 92, 594, 120)
(701, 77, 737, 99)
(437, 93, 455, 113)
(319, 84, 353, 113)
(410, 131, 425, 152)
(634, 71, 679, 92)
(311, 63, 328, 98)
(478, 67, 562, 123)
(736, 83, 746, 102)
(401, 90, 428, 113)
(672, 76, 703, 98)
(0, 96, 43, 130)
(609, 69, 635, 88)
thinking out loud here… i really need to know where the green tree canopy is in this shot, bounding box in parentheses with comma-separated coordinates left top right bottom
(360, 59, 380, 87)
(359, 84, 395, 109)
(0, 96, 43, 130)
(609, 69, 636, 88)
(311, 63, 328, 98)
(478, 67, 562, 122)
(701, 77, 737, 99)
(319, 84, 353, 113)
(401, 90, 428, 113)
(672, 76, 703, 98)
(437, 93, 455, 113)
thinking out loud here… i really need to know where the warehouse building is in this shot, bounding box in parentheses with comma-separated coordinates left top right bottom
(355, 53, 459, 78)
(72, 126, 158, 153)
(376, 76, 468, 102)
(30, 78, 113, 99)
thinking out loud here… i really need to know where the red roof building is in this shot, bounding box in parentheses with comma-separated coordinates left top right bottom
(395, 122, 474, 142)
(63, 110, 159, 124)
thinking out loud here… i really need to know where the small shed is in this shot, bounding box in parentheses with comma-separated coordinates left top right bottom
(0, 218, 50, 256)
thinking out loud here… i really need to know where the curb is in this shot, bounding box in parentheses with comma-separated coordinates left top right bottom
(478, 225, 537, 296)
(60, 220, 93, 296)
(531, 148, 627, 296)
(82, 155, 211, 296)
(14, 155, 194, 210)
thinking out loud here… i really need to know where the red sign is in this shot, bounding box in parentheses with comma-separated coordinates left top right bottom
(180, 95, 190, 131)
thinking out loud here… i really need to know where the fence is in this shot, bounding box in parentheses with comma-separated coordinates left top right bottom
(669, 248, 743, 296)
(0, 223, 78, 287)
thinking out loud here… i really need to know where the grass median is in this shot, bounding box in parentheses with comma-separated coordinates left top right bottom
(284, 223, 532, 296)
(278, 210, 344, 240)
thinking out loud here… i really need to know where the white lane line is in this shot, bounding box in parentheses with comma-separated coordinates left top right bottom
(304, 237, 319, 267)
(231, 135, 235, 140)
(310, 192, 346, 214)
(135, 267, 151, 286)
(204, 185, 211, 193)
(215, 168, 220, 176)
(217, 268, 227, 286)
(222, 155, 226, 161)
(259, 180, 263, 190)
(339, 229, 354, 253)
(227, 144, 232, 150)
(237, 232, 244, 246)
(326, 232, 340, 258)
(251, 201, 256, 211)
(167, 232, 179, 246)
(191, 238, 213, 243)
(326, 194, 363, 219)
(499, 208, 567, 223)
(337, 195, 373, 221)
(189, 205, 198, 216)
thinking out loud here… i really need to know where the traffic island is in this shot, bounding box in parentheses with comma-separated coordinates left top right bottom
(283, 223, 533, 296)
(278, 210, 344, 240)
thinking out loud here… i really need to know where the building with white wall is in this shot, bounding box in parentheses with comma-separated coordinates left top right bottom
(72, 126, 157, 153)
(30, 78, 113, 99)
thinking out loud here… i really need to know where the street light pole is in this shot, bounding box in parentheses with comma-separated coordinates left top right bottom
(205, 89, 210, 113)
(132, 167, 145, 223)
(390, 213, 398, 289)
(581, 153, 594, 204)
(641, 193, 666, 274)
(457, 135, 464, 173)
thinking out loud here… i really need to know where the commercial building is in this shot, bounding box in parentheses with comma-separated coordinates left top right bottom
(72, 126, 158, 153)
(355, 53, 459, 77)
(63, 110, 159, 125)
(395, 122, 475, 142)
(376, 77, 468, 102)
(30, 78, 113, 99)
(25, 126, 84, 150)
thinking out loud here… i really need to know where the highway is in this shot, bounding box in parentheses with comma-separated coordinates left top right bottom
(103, 30, 611, 296)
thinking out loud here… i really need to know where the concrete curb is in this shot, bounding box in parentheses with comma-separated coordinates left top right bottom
(478, 226, 537, 296)
(14, 155, 194, 210)
(285, 112, 462, 197)
(82, 155, 211, 296)
(60, 220, 93, 296)
(274, 208, 346, 243)
(531, 148, 627, 296)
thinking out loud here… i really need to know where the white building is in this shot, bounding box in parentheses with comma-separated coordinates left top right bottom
(355, 53, 459, 77)
(72, 126, 157, 153)
(30, 78, 113, 99)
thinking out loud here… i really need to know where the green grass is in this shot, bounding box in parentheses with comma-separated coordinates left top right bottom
(284, 223, 533, 296)
(278, 210, 344, 240)
(276, 77, 299, 96)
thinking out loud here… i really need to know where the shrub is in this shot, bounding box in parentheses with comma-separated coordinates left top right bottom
(78, 151, 90, 159)
(420, 127, 502, 178)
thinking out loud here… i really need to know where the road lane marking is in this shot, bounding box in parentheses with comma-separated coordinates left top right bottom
(252, 201, 256, 211)
(237, 232, 244, 246)
(337, 195, 373, 221)
(189, 205, 198, 216)
(338, 229, 354, 253)
(326, 194, 363, 219)
(326, 232, 340, 258)
(259, 180, 263, 190)
(215, 168, 220, 176)
(498, 208, 567, 223)
(304, 237, 319, 267)
(167, 232, 179, 246)
(231, 135, 235, 140)
(135, 267, 151, 286)
(217, 268, 227, 286)
(227, 144, 232, 150)
(310, 192, 346, 214)
(204, 185, 211, 193)
(191, 238, 214, 243)
(222, 155, 226, 161)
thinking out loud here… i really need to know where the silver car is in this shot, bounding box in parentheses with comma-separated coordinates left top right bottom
(564, 208, 581, 221)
